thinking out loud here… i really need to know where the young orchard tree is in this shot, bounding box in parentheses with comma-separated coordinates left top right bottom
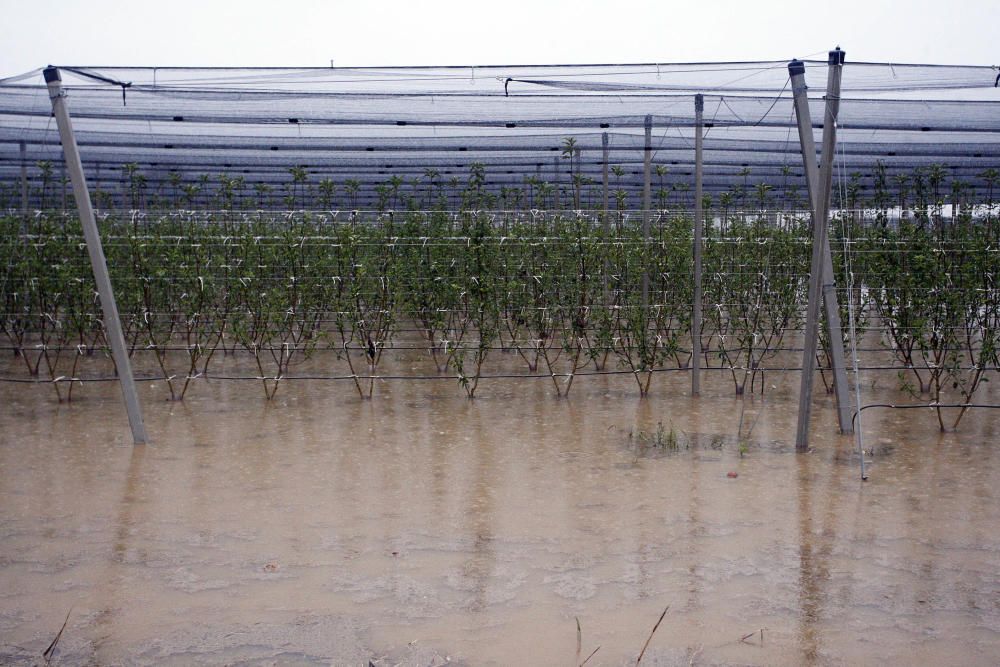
(423, 168, 440, 209)
(288, 166, 309, 208)
(344, 179, 360, 209)
(318, 178, 337, 209)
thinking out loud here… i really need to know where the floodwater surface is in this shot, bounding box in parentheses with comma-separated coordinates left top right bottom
(1, 350, 999, 666)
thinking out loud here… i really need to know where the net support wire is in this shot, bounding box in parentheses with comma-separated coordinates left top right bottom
(835, 120, 869, 480)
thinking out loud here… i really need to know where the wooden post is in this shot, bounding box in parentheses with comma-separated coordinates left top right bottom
(44, 67, 148, 445)
(642, 114, 652, 310)
(791, 49, 846, 451)
(692, 94, 704, 395)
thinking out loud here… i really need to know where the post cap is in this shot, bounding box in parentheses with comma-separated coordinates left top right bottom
(829, 47, 846, 65)
(788, 60, 806, 76)
(695, 93, 704, 112)
(43, 66, 61, 83)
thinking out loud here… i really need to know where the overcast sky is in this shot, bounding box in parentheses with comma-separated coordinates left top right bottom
(2, 0, 998, 77)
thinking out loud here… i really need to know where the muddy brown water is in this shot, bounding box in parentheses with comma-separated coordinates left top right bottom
(1, 348, 999, 666)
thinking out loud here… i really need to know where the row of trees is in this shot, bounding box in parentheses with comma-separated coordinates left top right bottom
(4, 158, 998, 216)
(2, 210, 997, 428)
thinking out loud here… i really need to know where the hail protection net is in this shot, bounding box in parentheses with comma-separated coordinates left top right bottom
(1, 59, 999, 208)
(2, 59, 999, 411)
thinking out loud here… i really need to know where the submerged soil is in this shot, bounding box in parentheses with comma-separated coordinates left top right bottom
(1, 348, 998, 666)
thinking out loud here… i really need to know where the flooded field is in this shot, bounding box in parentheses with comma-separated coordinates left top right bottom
(1, 349, 999, 666)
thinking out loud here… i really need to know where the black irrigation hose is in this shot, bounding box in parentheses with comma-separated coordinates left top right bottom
(852, 402, 1000, 428)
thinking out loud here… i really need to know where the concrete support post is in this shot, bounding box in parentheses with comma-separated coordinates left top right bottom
(602, 132, 610, 305)
(791, 49, 847, 451)
(692, 94, 704, 395)
(792, 51, 854, 434)
(790, 51, 853, 437)
(642, 114, 652, 310)
(44, 67, 148, 445)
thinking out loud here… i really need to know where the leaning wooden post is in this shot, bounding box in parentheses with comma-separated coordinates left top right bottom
(791, 50, 845, 451)
(642, 114, 652, 311)
(44, 67, 148, 444)
(692, 94, 704, 395)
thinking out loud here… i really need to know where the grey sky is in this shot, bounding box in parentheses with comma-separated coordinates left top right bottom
(1, 0, 997, 78)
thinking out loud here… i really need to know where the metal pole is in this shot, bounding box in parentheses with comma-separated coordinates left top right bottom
(642, 114, 652, 310)
(20, 141, 28, 215)
(692, 94, 704, 396)
(44, 67, 148, 445)
(791, 49, 845, 452)
(789, 56, 853, 436)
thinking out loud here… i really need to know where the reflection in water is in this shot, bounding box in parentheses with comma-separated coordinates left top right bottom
(463, 404, 496, 613)
(1, 350, 999, 666)
(795, 453, 824, 665)
(95, 442, 148, 664)
(685, 400, 703, 616)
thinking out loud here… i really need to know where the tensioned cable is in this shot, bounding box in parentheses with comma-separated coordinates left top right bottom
(79, 62, 810, 88)
(0, 69, 43, 85)
(836, 114, 868, 480)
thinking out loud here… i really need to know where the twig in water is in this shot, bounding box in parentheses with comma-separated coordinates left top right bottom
(636, 605, 669, 664)
(43, 607, 73, 664)
(575, 616, 582, 663)
(739, 628, 766, 645)
(580, 645, 600, 666)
